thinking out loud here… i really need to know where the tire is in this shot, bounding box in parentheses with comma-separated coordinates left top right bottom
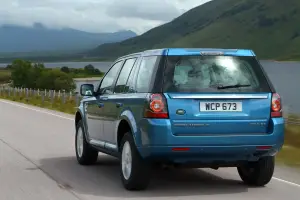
(237, 156, 275, 186)
(120, 132, 151, 190)
(75, 120, 98, 165)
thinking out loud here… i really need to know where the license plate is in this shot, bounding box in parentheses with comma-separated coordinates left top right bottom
(200, 101, 242, 112)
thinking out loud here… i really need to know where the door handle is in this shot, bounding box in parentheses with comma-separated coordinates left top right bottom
(116, 102, 123, 108)
(97, 102, 104, 108)
(84, 102, 89, 112)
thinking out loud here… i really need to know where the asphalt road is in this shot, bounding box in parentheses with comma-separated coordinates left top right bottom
(1, 99, 300, 200)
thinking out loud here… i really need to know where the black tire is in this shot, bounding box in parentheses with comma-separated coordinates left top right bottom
(120, 132, 151, 191)
(75, 120, 98, 165)
(237, 156, 275, 186)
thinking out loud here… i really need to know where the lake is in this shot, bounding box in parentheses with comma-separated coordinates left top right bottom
(0, 61, 113, 72)
(1, 60, 299, 114)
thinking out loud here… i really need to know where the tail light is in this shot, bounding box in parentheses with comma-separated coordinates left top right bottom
(143, 93, 169, 119)
(271, 93, 282, 117)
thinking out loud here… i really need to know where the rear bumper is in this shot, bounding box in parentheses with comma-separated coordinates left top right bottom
(135, 117, 284, 163)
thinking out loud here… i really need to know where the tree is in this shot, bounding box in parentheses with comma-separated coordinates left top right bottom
(5, 64, 13, 69)
(10, 59, 75, 92)
(84, 64, 95, 75)
(61, 66, 70, 73)
(10, 59, 33, 88)
(36, 69, 76, 92)
(27, 63, 45, 88)
(83, 64, 104, 76)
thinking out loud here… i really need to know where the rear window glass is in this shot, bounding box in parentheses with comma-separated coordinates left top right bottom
(163, 55, 271, 93)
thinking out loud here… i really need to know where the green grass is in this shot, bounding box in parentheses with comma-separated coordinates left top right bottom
(277, 145, 300, 167)
(0, 89, 80, 114)
(0, 69, 11, 83)
(276, 122, 300, 167)
(0, 88, 299, 167)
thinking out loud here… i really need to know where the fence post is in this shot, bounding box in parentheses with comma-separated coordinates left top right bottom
(51, 90, 54, 105)
(61, 90, 65, 104)
(26, 88, 29, 100)
(41, 91, 45, 106)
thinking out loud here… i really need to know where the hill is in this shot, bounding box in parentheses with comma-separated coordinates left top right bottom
(0, 23, 137, 53)
(87, 0, 300, 60)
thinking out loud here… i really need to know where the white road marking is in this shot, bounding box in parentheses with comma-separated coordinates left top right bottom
(0, 99, 73, 121)
(273, 177, 300, 187)
(1, 98, 300, 188)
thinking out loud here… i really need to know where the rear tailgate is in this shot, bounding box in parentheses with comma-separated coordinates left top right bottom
(162, 52, 273, 136)
(165, 93, 272, 136)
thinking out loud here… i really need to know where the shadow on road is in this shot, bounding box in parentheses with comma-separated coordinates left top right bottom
(39, 155, 248, 198)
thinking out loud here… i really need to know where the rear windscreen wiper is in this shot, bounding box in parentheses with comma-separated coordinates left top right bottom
(217, 84, 251, 89)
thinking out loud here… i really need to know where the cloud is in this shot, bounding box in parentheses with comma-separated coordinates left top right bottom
(105, 0, 181, 21)
(0, 0, 212, 34)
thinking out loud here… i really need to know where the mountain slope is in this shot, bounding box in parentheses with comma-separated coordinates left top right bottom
(0, 23, 137, 53)
(87, 0, 300, 60)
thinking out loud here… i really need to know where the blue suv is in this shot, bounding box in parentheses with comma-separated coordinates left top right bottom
(74, 48, 285, 191)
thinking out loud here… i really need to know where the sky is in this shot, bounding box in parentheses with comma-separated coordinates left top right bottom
(0, 0, 212, 34)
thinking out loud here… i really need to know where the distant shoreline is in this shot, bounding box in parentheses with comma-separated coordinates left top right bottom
(0, 60, 113, 65)
(0, 59, 299, 66)
(264, 60, 300, 63)
(73, 77, 101, 81)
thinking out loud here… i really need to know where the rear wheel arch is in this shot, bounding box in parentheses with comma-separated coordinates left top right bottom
(117, 119, 134, 151)
(75, 111, 90, 141)
(75, 111, 82, 127)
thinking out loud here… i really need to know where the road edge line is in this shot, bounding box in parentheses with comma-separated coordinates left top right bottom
(272, 177, 300, 187)
(0, 99, 73, 121)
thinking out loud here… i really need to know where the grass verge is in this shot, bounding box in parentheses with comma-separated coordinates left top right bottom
(277, 145, 300, 168)
(276, 123, 300, 168)
(0, 90, 299, 167)
(0, 91, 80, 114)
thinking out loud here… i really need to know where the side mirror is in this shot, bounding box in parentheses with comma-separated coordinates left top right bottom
(80, 84, 94, 96)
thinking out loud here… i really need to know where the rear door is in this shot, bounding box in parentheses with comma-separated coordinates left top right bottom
(102, 57, 138, 146)
(94, 60, 124, 142)
(162, 54, 273, 136)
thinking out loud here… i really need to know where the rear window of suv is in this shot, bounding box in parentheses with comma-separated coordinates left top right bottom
(163, 55, 271, 93)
